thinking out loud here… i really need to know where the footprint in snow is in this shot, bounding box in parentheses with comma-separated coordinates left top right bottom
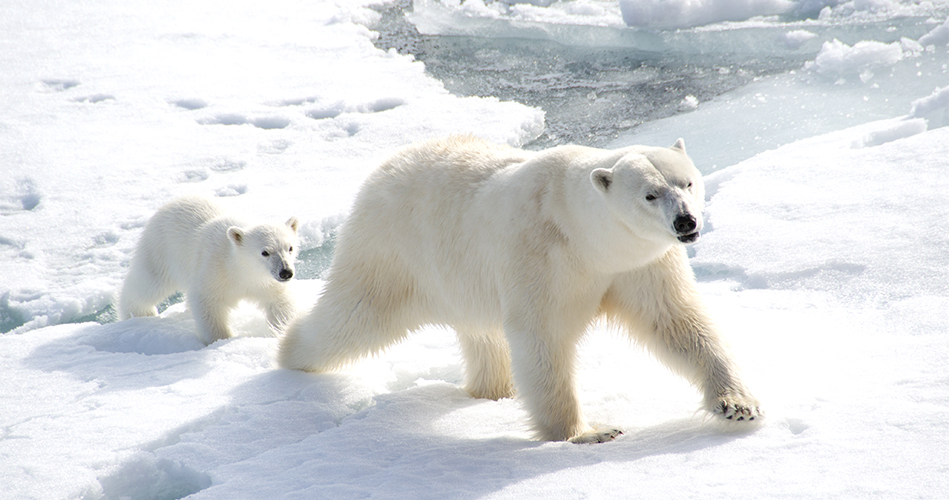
(74, 94, 115, 104)
(177, 170, 210, 184)
(199, 113, 290, 130)
(303, 97, 405, 121)
(40, 79, 80, 92)
(209, 159, 247, 172)
(0, 178, 42, 214)
(171, 98, 208, 110)
(215, 184, 247, 197)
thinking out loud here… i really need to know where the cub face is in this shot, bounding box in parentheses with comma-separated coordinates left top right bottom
(227, 217, 300, 283)
(591, 139, 705, 245)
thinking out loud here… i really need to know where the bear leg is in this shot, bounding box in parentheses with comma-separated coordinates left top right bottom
(118, 261, 174, 319)
(604, 248, 762, 422)
(507, 329, 596, 442)
(277, 274, 418, 372)
(457, 328, 515, 400)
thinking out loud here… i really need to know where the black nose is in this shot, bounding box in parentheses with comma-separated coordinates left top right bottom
(673, 214, 697, 234)
(279, 269, 293, 281)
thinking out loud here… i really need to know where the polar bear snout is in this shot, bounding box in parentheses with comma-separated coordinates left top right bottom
(673, 214, 700, 243)
(672, 213, 701, 243)
(265, 253, 296, 283)
(673, 214, 696, 233)
(271, 258, 295, 282)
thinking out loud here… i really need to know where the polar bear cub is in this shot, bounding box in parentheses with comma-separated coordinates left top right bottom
(279, 136, 760, 443)
(119, 195, 299, 344)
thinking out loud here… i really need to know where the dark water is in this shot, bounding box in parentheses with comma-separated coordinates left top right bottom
(370, 0, 801, 149)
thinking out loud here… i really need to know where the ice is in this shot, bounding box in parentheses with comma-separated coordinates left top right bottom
(805, 38, 907, 81)
(782, 28, 819, 48)
(619, 0, 793, 30)
(409, 0, 947, 49)
(850, 116, 927, 147)
(611, 23, 947, 170)
(2, 0, 949, 498)
(910, 84, 949, 128)
(919, 16, 949, 45)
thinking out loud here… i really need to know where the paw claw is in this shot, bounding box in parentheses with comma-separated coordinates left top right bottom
(712, 392, 762, 423)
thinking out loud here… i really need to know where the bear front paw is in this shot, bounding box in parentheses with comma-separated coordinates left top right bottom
(711, 392, 762, 422)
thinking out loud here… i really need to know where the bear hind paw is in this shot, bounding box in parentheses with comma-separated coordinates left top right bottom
(568, 427, 623, 444)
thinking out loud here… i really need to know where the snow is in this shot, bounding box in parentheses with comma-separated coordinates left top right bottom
(2, 0, 948, 499)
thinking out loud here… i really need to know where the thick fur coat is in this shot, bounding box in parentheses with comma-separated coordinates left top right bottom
(279, 136, 760, 442)
(119, 195, 299, 344)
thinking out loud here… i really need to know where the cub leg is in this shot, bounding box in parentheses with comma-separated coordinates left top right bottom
(603, 247, 761, 422)
(188, 288, 234, 344)
(262, 288, 297, 335)
(456, 328, 515, 400)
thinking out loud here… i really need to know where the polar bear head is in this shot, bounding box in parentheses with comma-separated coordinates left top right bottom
(590, 139, 705, 245)
(227, 217, 300, 283)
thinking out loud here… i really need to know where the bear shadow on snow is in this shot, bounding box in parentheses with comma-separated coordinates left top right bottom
(68, 365, 756, 499)
(179, 375, 759, 498)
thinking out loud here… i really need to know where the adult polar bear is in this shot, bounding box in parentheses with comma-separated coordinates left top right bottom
(279, 136, 760, 443)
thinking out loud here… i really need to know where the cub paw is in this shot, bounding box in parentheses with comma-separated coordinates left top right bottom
(711, 392, 762, 422)
(568, 427, 623, 444)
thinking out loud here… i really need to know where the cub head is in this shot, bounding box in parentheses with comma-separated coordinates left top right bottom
(227, 217, 300, 283)
(590, 139, 705, 245)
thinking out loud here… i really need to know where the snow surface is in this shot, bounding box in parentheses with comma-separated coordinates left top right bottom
(2, 0, 949, 499)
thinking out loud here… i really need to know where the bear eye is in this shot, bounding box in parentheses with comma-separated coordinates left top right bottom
(261, 250, 270, 257)
(289, 246, 293, 253)
(645, 194, 657, 202)
(687, 181, 693, 189)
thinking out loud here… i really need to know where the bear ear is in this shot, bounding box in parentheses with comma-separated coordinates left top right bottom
(591, 168, 613, 193)
(227, 227, 244, 245)
(286, 216, 299, 233)
(671, 138, 686, 153)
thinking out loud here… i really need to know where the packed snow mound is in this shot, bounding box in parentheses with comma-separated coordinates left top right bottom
(694, 123, 949, 302)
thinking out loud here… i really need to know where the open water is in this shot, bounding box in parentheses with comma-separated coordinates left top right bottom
(370, 0, 803, 148)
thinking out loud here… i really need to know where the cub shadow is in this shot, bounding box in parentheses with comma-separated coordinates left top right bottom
(21, 312, 212, 392)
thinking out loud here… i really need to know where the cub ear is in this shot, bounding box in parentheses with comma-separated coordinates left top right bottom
(671, 138, 686, 153)
(591, 168, 613, 193)
(286, 216, 299, 233)
(227, 227, 244, 245)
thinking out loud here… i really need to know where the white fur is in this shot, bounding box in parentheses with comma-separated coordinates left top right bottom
(279, 136, 760, 442)
(119, 195, 300, 344)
